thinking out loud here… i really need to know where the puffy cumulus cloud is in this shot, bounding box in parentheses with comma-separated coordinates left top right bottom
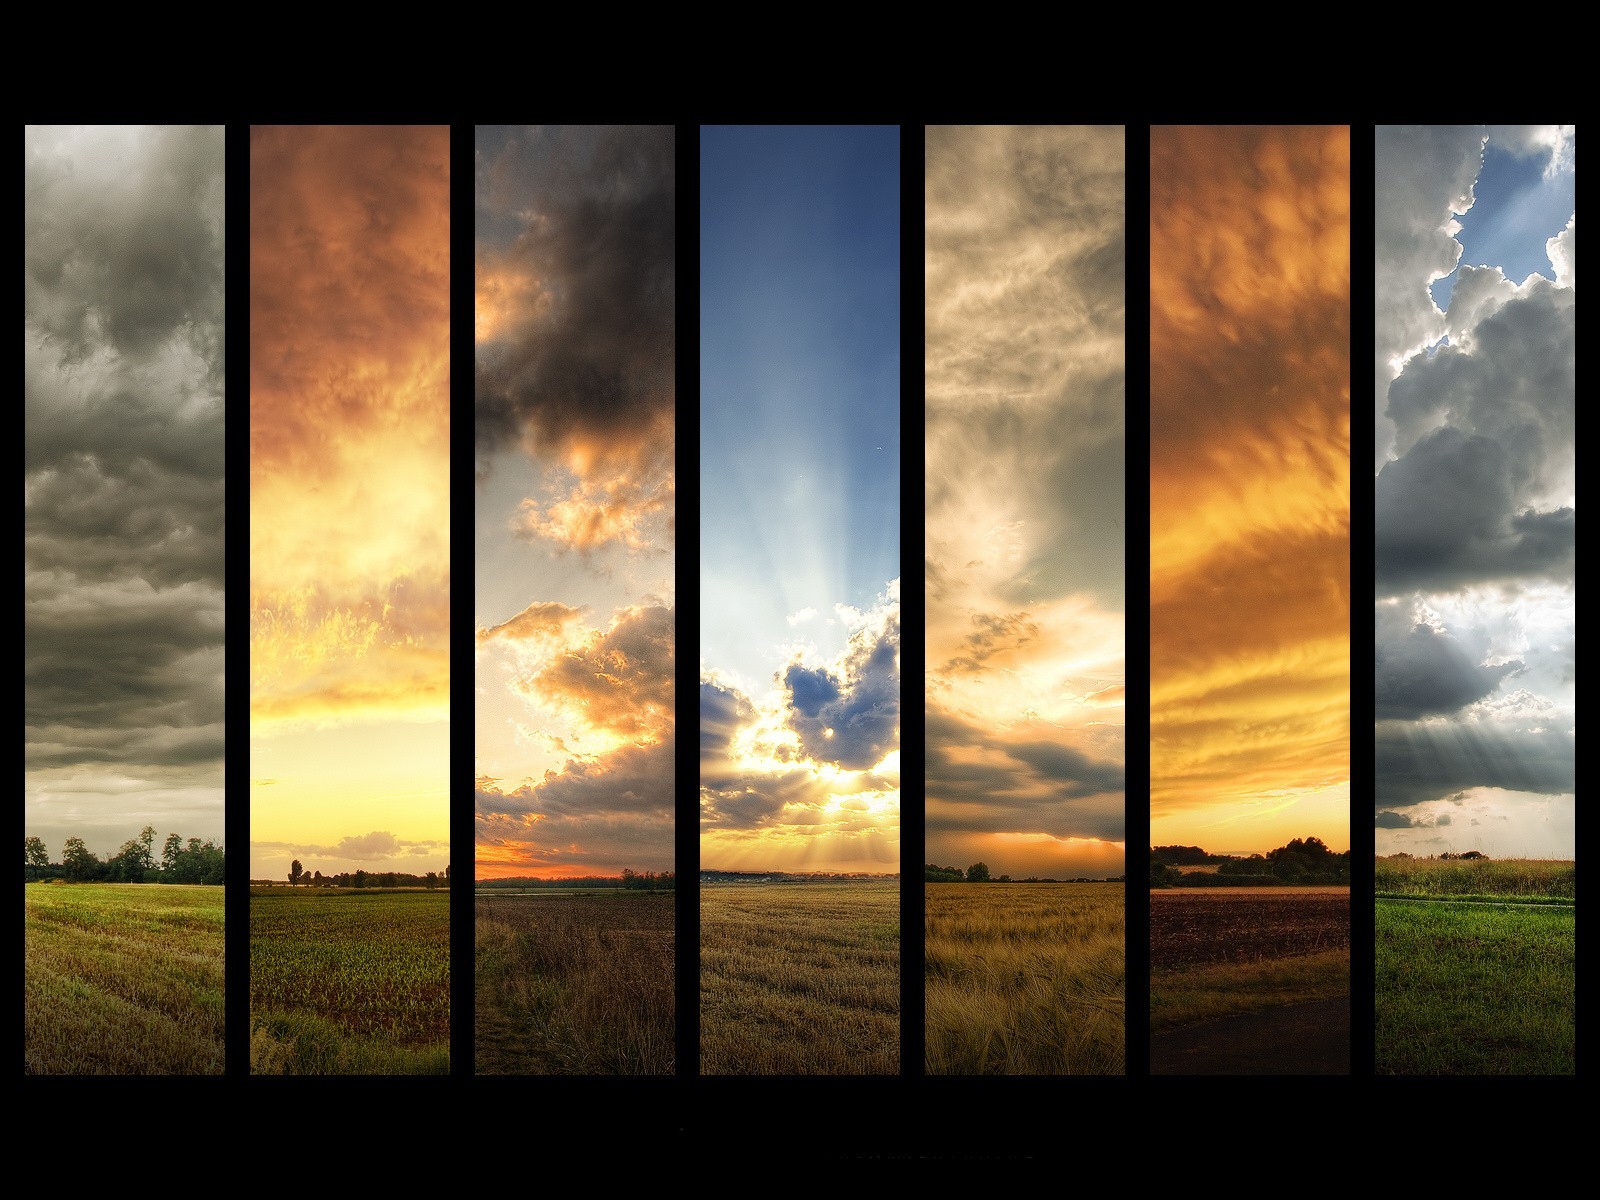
(1373, 127, 1574, 855)
(24, 126, 225, 849)
(1547, 216, 1575, 289)
(475, 738, 675, 876)
(250, 126, 451, 733)
(1374, 125, 1487, 465)
(698, 583, 901, 873)
(1374, 603, 1520, 720)
(477, 599, 584, 645)
(480, 603, 674, 754)
(782, 587, 899, 771)
(1487, 124, 1575, 176)
(512, 473, 673, 553)
(474, 125, 675, 480)
(1382, 279, 1573, 499)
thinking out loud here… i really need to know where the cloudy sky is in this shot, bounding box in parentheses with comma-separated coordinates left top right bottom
(249, 126, 451, 880)
(25, 125, 226, 861)
(1150, 126, 1352, 856)
(924, 126, 1125, 880)
(474, 126, 675, 879)
(700, 126, 900, 874)
(1374, 125, 1574, 858)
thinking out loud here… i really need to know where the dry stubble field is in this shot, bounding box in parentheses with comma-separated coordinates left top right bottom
(701, 881, 898, 1075)
(926, 882, 1124, 1075)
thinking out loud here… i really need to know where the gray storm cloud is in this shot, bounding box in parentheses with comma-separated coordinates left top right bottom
(24, 125, 225, 852)
(474, 125, 675, 471)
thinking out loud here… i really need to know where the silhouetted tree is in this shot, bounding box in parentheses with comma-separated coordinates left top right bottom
(25, 837, 48, 870)
(289, 859, 304, 887)
(966, 862, 991, 883)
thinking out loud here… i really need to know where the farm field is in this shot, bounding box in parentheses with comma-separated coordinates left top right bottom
(926, 883, 1123, 1075)
(701, 882, 898, 1075)
(1376, 857, 1574, 1075)
(476, 890, 674, 1075)
(1150, 888, 1349, 1035)
(251, 888, 449, 1074)
(25, 883, 225, 1075)
(1375, 855, 1575, 902)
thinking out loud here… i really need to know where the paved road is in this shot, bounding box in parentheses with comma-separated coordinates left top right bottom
(1151, 997, 1350, 1075)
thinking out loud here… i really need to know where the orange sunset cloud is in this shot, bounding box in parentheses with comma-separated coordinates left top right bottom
(1150, 126, 1350, 853)
(249, 126, 450, 878)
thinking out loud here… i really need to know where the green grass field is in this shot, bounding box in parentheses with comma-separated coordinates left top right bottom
(701, 882, 898, 1075)
(476, 890, 674, 1075)
(926, 883, 1123, 1075)
(250, 888, 449, 1074)
(25, 882, 225, 1075)
(1376, 856, 1574, 1075)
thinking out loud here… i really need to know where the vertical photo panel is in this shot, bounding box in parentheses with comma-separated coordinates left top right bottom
(472, 126, 677, 1075)
(699, 125, 902, 1075)
(1148, 126, 1352, 1074)
(249, 125, 451, 1074)
(1373, 124, 1575, 1075)
(923, 126, 1127, 1075)
(24, 125, 227, 1075)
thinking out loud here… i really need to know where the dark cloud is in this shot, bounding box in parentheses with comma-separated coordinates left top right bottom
(475, 740, 675, 873)
(1375, 720, 1575, 809)
(700, 679, 755, 761)
(1374, 609, 1520, 720)
(1377, 281, 1575, 595)
(1375, 429, 1573, 593)
(24, 126, 225, 812)
(1374, 811, 1413, 829)
(700, 768, 833, 831)
(926, 709, 1125, 843)
(475, 125, 675, 471)
(783, 609, 899, 770)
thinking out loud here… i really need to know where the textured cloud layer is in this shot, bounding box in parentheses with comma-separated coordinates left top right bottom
(25, 125, 225, 854)
(1149, 126, 1351, 852)
(250, 125, 451, 732)
(923, 126, 1126, 878)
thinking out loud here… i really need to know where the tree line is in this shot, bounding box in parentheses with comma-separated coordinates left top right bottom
(275, 861, 452, 889)
(25, 828, 224, 885)
(1150, 836, 1351, 887)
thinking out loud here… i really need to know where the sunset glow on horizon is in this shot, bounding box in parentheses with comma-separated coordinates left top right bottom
(925, 125, 1127, 881)
(1150, 126, 1351, 856)
(249, 125, 451, 881)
